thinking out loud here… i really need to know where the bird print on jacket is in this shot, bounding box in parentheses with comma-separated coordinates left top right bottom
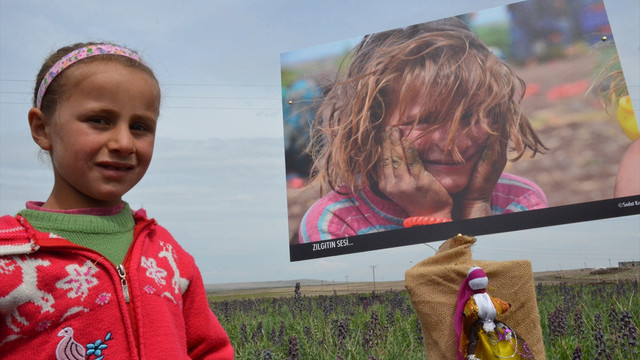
(56, 327, 112, 360)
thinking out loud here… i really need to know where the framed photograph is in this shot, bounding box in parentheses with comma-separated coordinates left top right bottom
(282, 0, 640, 261)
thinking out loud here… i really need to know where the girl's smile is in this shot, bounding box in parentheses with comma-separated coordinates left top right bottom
(29, 61, 160, 210)
(419, 149, 485, 194)
(95, 160, 136, 178)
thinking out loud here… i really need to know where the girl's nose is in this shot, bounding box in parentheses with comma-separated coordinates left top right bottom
(422, 125, 474, 152)
(429, 125, 449, 141)
(107, 125, 135, 154)
(424, 125, 453, 148)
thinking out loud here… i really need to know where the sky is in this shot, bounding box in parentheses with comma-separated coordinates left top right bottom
(1, 0, 639, 285)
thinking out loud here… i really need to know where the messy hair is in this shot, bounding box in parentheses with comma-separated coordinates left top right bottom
(309, 17, 546, 194)
(34, 42, 159, 116)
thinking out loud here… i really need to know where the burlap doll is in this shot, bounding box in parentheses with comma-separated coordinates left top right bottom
(405, 234, 545, 359)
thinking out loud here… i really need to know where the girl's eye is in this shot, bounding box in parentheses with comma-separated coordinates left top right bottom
(131, 123, 146, 132)
(87, 117, 109, 126)
(401, 123, 431, 132)
(413, 123, 432, 130)
(417, 116, 436, 125)
(131, 121, 155, 134)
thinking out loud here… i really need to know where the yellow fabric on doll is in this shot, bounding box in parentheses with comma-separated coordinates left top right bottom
(461, 295, 511, 354)
(474, 327, 525, 359)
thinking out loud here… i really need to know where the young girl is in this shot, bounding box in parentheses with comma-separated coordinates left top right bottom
(299, 18, 548, 243)
(0, 43, 234, 359)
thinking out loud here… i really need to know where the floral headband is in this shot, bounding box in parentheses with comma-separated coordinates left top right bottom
(36, 44, 144, 109)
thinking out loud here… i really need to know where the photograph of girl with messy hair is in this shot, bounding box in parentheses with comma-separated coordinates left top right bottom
(282, 0, 639, 260)
(298, 17, 547, 244)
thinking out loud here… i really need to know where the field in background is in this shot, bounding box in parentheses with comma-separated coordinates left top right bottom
(207, 267, 640, 299)
(208, 280, 406, 300)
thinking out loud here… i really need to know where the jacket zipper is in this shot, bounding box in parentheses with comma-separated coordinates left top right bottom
(116, 264, 130, 303)
(119, 217, 155, 306)
(120, 217, 155, 357)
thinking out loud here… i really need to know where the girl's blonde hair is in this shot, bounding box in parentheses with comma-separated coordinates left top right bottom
(309, 17, 546, 194)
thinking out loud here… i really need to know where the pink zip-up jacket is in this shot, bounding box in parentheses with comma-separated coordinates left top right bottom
(0, 209, 234, 359)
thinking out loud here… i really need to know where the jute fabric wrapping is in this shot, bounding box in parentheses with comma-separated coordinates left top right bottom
(405, 234, 545, 359)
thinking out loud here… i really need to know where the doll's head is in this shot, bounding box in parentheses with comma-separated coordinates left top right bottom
(467, 266, 488, 292)
(28, 42, 161, 209)
(312, 18, 545, 193)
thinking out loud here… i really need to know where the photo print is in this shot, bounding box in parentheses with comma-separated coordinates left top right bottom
(281, 0, 640, 261)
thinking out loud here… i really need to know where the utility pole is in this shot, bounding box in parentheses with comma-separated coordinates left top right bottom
(371, 265, 377, 293)
(345, 275, 349, 290)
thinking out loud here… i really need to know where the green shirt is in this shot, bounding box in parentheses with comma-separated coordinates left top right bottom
(19, 203, 135, 265)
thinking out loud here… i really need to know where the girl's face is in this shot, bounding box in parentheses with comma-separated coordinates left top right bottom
(33, 61, 160, 209)
(385, 101, 491, 194)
